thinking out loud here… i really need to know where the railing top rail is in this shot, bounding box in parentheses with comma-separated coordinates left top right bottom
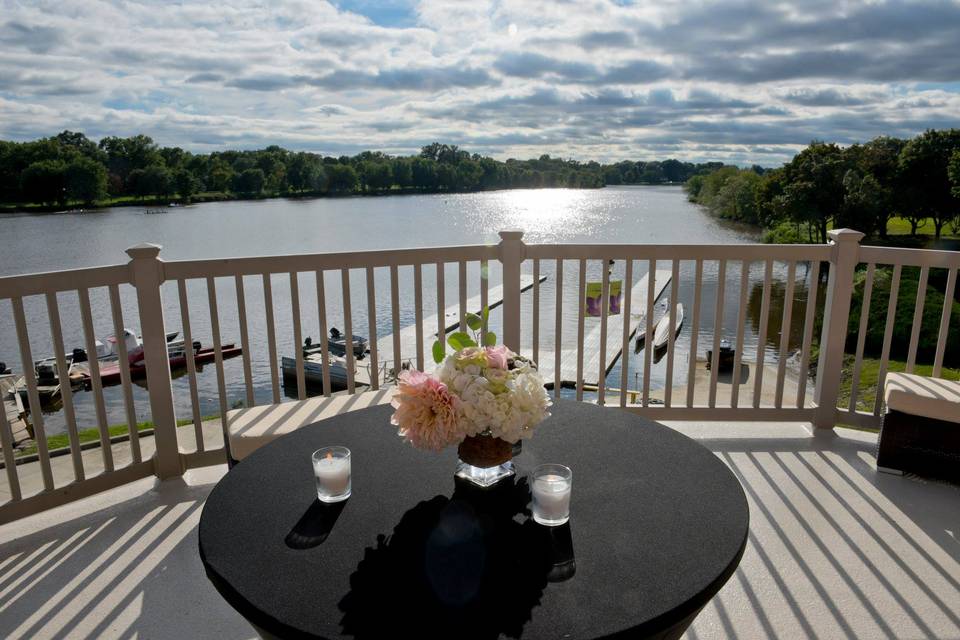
(525, 243, 833, 261)
(0, 264, 130, 299)
(858, 245, 960, 268)
(163, 244, 500, 280)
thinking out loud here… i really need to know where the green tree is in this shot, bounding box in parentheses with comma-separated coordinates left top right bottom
(391, 157, 413, 188)
(65, 157, 107, 205)
(897, 129, 960, 239)
(360, 161, 392, 192)
(856, 136, 905, 237)
(712, 171, 761, 223)
(326, 164, 358, 193)
(455, 159, 482, 190)
(174, 169, 198, 201)
(207, 160, 235, 193)
(436, 163, 457, 190)
(949, 149, 960, 199)
(841, 169, 886, 237)
(779, 142, 849, 243)
(20, 160, 66, 205)
(288, 153, 325, 192)
(410, 157, 438, 189)
(234, 168, 265, 194)
(97, 135, 160, 190)
(55, 131, 102, 161)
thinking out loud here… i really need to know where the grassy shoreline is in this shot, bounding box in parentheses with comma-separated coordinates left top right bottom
(12, 414, 220, 460)
(0, 182, 604, 214)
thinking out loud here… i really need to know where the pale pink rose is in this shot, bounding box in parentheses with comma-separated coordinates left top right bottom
(484, 345, 511, 370)
(391, 369, 463, 451)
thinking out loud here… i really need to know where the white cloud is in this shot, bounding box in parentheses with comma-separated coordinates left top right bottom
(0, 0, 957, 165)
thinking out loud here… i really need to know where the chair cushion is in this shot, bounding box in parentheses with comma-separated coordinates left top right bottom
(227, 387, 395, 460)
(884, 373, 960, 423)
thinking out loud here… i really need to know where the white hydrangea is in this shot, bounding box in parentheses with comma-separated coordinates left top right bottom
(435, 350, 552, 443)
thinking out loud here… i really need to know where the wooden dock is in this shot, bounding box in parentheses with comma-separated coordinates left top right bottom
(375, 274, 546, 371)
(535, 269, 672, 387)
(1, 374, 31, 446)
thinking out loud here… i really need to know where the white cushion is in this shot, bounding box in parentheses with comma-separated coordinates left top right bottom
(884, 373, 960, 423)
(227, 387, 395, 460)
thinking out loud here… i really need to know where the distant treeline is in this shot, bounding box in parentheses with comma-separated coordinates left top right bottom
(685, 129, 960, 242)
(602, 159, 757, 186)
(0, 132, 732, 209)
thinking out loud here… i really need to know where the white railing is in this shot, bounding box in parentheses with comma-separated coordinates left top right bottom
(0, 229, 957, 522)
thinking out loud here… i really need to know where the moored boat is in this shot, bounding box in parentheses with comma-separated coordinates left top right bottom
(652, 303, 685, 362)
(303, 328, 367, 359)
(74, 341, 243, 387)
(281, 353, 352, 391)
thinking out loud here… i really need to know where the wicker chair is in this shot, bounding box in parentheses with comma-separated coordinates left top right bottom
(876, 373, 960, 482)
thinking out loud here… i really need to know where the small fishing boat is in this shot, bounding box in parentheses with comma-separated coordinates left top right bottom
(281, 353, 352, 391)
(303, 328, 367, 359)
(75, 341, 243, 387)
(30, 329, 182, 388)
(652, 303, 685, 360)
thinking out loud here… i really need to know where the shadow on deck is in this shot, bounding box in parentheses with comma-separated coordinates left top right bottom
(1, 422, 958, 639)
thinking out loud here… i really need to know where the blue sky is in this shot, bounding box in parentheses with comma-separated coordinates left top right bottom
(0, 0, 958, 165)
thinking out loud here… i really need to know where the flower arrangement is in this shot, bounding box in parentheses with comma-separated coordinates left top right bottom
(391, 308, 551, 452)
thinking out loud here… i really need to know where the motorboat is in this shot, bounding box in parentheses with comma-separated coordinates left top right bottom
(303, 328, 367, 359)
(32, 329, 182, 387)
(282, 353, 352, 391)
(75, 340, 243, 387)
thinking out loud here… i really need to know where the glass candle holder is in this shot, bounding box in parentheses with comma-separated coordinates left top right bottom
(312, 446, 351, 503)
(531, 463, 572, 526)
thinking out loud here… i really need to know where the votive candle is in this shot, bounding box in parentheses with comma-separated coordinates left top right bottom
(532, 464, 572, 526)
(312, 446, 351, 502)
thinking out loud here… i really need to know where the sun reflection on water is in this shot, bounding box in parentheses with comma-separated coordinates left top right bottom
(493, 189, 599, 241)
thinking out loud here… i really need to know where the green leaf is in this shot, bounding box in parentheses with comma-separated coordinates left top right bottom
(465, 312, 482, 331)
(432, 340, 445, 364)
(481, 305, 490, 325)
(447, 332, 477, 351)
(483, 331, 497, 346)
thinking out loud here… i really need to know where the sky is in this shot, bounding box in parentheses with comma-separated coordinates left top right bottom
(1, 0, 959, 166)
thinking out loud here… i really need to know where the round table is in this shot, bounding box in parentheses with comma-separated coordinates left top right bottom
(199, 399, 748, 640)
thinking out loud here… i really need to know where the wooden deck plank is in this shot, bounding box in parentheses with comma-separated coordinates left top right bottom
(537, 269, 672, 387)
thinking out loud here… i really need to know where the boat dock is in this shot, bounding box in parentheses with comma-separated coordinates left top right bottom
(535, 269, 672, 387)
(374, 273, 546, 371)
(1, 374, 31, 447)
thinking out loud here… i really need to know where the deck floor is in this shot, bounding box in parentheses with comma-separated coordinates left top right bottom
(1, 420, 958, 639)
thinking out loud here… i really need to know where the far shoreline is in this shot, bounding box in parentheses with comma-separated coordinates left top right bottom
(0, 182, 694, 215)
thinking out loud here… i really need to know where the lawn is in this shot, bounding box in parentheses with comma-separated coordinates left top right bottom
(886, 216, 960, 239)
(837, 355, 960, 430)
(14, 414, 219, 459)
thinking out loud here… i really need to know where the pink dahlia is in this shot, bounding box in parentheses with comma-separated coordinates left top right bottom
(390, 369, 463, 451)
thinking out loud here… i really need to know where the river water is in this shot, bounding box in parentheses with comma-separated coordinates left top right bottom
(0, 186, 814, 435)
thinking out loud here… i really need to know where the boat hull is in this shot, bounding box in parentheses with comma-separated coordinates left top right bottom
(281, 356, 350, 391)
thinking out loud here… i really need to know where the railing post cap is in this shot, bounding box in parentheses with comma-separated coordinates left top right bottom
(498, 230, 524, 242)
(827, 228, 864, 243)
(126, 243, 163, 259)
